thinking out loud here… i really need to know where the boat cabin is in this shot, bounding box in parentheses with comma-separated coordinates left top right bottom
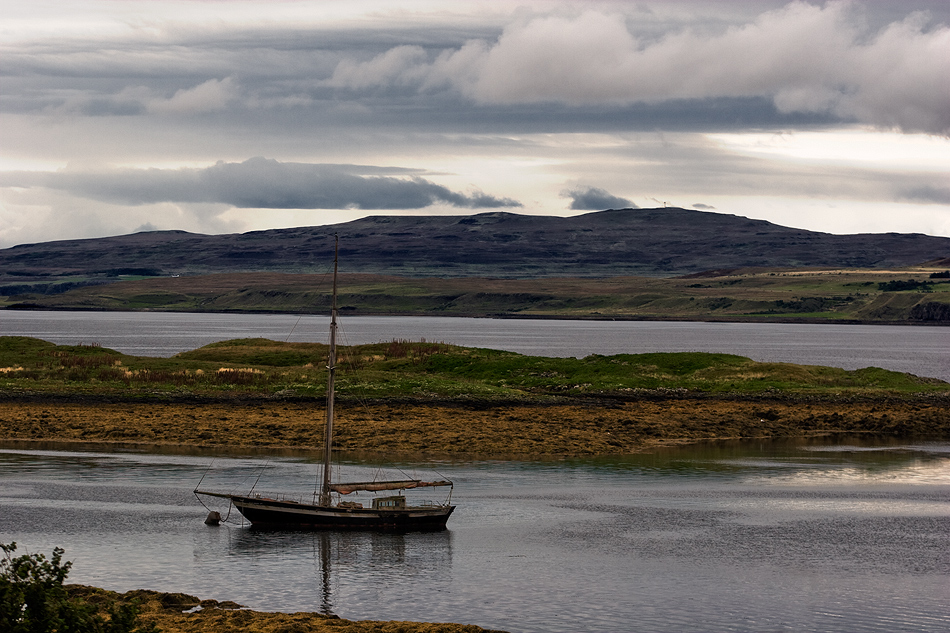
(372, 495, 407, 510)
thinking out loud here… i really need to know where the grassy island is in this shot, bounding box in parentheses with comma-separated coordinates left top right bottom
(1, 336, 947, 455)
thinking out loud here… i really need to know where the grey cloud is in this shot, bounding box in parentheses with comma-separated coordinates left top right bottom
(898, 186, 950, 205)
(352, 96, 839, 134)
(693, 203, 716, 210)
(330, 4, 950, 134)
(563, 187, 634, 211)
(68, 98, 147, 117)
(43, 79, 238, 117)
(5, 4, 947, 135)
(2, 158, 522, 210)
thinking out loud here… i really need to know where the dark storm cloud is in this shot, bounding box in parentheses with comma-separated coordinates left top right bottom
(563, 187, 634, 211)
(2, 158, 522, 210)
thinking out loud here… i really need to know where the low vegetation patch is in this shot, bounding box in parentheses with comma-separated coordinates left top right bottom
(1, 336, 946, 402)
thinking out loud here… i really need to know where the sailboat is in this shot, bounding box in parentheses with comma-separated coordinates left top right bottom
(195, 237, 455, 531)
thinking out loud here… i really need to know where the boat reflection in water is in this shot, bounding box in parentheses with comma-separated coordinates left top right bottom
(216, 527, 453, 616)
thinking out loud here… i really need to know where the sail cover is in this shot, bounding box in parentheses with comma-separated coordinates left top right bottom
(329, 479, 453, 495)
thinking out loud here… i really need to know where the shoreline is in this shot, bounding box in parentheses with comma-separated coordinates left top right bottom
(6, 302, 950, 327)
(2, 395, 948, 457)
(67, 585, 507, 633)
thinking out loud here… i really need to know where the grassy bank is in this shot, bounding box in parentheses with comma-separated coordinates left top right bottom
(2, 336, 947, 401)
(1, 336, 947, 454)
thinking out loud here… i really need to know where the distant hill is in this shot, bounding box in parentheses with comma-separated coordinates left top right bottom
(2, 208, 949, 282)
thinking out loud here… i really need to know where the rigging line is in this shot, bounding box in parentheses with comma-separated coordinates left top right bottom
(430, 466, 453, 484)
(284, 315, 304, 342)
(248, 461, 270, 495)
(334, 306, 447, 488)
(192, 492, 236, 525)
(224, 461, 264, 495)
(193, 459, 244, 522)
(334, 320, 388, 479)
(194, 458, 216, 492)
(193, 491, 215, 513)
(333, 320, 386, 483)
(287, 264, 334, 342)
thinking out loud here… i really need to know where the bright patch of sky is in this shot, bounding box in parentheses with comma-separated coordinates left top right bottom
(707, 130, 950, 172)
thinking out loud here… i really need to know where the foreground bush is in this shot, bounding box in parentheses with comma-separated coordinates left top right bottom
(0, 542, 157, 633)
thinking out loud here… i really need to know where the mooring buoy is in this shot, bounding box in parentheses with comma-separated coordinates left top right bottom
(204, 511, 221, 526)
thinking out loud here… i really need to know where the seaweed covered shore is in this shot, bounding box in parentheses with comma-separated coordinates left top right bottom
(2, 393, 948, 456)
(65, 585, 507, 633)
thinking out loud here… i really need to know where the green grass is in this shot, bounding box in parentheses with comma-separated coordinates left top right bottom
(1, 336, 946, 401)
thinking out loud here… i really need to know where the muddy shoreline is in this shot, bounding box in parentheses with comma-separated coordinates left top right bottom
(66, 585, 506, 633)
(2, 394, 948, 456)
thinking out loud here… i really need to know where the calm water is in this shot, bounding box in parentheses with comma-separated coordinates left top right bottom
(1, 310, 947, 381)
(1, 440, 948, 632)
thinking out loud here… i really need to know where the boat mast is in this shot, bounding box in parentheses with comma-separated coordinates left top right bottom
(320, 235, 339, 507)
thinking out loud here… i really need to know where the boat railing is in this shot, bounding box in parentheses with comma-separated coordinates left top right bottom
(253, 492, 305, 504)
(412, 499, 446, 508)
(249, 491, 446, 507)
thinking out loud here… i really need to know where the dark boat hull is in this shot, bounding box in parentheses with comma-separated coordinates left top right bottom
(226, 494, 455, 531)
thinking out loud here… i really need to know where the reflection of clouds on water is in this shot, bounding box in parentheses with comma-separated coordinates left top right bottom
(804, 444, 950, 454)
(721, 495, 949, 520)
(752, 461, 950, 486)
(717, 444, 950, 486)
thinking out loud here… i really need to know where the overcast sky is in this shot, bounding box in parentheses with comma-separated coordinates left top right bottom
(1, 0, 948, 249)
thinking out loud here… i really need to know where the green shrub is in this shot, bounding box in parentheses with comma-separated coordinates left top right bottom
(0, 542, 157, 633)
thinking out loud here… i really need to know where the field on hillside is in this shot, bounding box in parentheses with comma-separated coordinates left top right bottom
(3, 268, 950, 323)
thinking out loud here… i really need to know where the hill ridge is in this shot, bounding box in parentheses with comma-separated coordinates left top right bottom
(2, 208, 948, 281)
